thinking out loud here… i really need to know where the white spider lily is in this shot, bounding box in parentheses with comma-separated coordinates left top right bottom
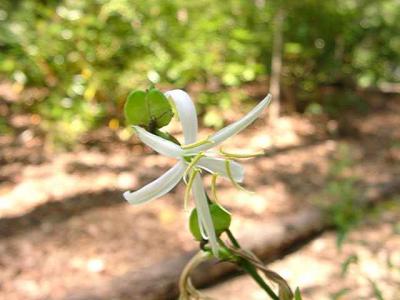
(124, 89, 271, 256)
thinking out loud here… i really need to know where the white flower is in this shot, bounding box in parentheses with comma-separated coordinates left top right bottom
(123, 89, 271, 256)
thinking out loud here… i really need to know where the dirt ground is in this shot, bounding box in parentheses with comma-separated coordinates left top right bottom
(0, 95, 399, 300)
(204, 199, 400, 300)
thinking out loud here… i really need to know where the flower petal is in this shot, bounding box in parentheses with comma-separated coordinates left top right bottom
(192, 174, 219, 257)
(123, 161, 185, 204)
(134, 126, 183, 158)
(197, 157, 244, 183)
(191, 94, 272, 152)
(165, 89, 198, 144)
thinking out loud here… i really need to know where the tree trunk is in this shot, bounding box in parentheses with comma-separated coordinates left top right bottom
(269, 8, 285, 123)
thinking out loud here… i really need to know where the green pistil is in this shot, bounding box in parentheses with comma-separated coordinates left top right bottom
(183, 152, 205, 181)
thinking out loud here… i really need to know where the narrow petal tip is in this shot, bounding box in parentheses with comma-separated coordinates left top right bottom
(123, 190, 137, 203)
(131, 125, 139, 133)
(189, 93, 273, 152)
(265, 93, 272, 103)
(123, 162, 185, 205)
(258, 93, 272, 109)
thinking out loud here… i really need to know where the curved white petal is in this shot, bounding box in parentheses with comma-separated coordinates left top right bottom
(123, 162, 185, 204)
(197, 215, 208, 240)
(197, 157, 244, 183)
(192, 174, 219, 257)
(191, 94, 272, 152)
(165, 89, 198, 144)
(134, 126, 183, 158)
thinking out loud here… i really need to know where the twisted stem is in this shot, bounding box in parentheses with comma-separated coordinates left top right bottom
(225, 230, 280, 300)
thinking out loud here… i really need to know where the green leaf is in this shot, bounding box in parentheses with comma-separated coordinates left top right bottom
(124, 88, 173, 130)
(340, 254, 358, 277)
(154, 129, 181, 145)
(189, 210, 202, 241)
(369, 280, 384, 300)
(146, 88, 174, 128)
(330, 288, 350, 300)
(294, 287, 303, 300)
(189, 204, 231, 241)
(124, 90, 147, 126)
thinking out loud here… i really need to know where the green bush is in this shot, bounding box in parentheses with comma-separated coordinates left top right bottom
(0, 0, 399, 145)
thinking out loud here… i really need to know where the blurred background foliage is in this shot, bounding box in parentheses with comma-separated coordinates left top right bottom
(0, 0, 399, 146)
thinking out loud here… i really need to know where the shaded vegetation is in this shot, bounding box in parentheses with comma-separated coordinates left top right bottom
(0, 0, 399, 144)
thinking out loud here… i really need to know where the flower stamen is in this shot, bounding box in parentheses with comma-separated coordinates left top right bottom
(181, 137, 214, 150)
(211, 173, 219, 204)
(225, 159, 252, 193)
(219, 147, 264, 159)
(184, 168, 200, 211)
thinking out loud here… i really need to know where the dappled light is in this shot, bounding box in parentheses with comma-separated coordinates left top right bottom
(1, 1, 400, 299)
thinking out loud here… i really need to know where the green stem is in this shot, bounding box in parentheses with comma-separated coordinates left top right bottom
(239, 259, 279, 300)
(226, 229, 240, 248)
(154, 127, 279, 298)
(225, 230, 279, 300)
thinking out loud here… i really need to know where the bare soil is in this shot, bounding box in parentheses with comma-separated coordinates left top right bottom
(0, 96, 399, 300)
(204, 199, 400, 300)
